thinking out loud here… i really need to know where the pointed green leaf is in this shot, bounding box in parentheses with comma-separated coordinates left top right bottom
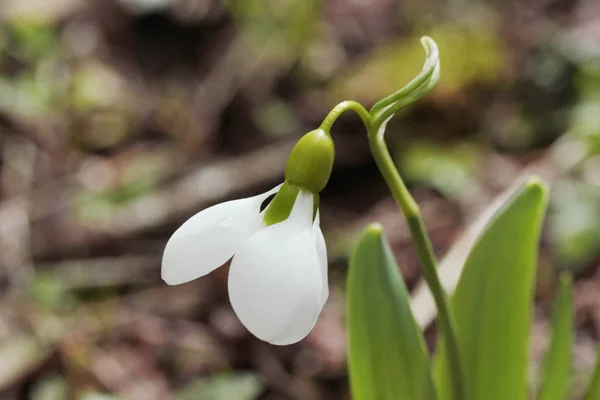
(538, 272, 573, 400)
(434, 177, 549, 400)
(584, 346, 600, 400)
(347, 224, 437, 400)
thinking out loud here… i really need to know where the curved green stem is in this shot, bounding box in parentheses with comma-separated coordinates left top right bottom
(321, 36, 468, 400)
(368, 132, 467, 400)
(320, 100, 373, 133)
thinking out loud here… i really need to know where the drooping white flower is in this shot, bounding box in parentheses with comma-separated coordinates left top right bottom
(163, 127, 334, 345)
(161, 184, 329, 345)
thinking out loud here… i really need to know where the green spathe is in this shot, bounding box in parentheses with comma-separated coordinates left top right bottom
(262, 182, 320, 226)
(262, 183, 298, 226)
(284, 129, 335, 193)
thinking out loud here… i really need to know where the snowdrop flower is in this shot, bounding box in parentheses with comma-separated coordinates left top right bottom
(162, 129, 334, 345)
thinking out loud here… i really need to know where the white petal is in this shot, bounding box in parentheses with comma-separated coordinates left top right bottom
(313, 211, 329, 309)
(228, 190, 323, 345)
(162, 184, 281, 285)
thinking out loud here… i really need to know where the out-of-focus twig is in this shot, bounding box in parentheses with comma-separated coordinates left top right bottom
(193, 34, 294, 122)
(33, 256, 159, 289)
(0, 0, 85, 22)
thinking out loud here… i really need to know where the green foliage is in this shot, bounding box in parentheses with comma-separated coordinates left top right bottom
(225, 0, 318, 50)
(583, 346, 600, 400)
(74, 152, 165, 223)
(254, 100, 301, 138)
(31, 376, 68, 400)
(338, 35, 582, 400)
(397, 140, 478, 198)
(570, 100, 600, 155)
(0, 20, 66, 118)
(549, 181, 600, 273)
(570, 61, 600, 156)
(347, 224, 437, 400)
(31, 271, 71, 310)
(175, 373, 263, 400)
(330, 20, 505, 105)
(7, 19, 59, 61)
(434, 178, 548, 400)
(79, 393, 121, 400)
(537, 273, 573, 400)
(0, 335, 50, 390)
(70, 62, 128, 112)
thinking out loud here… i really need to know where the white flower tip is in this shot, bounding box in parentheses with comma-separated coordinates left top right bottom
(161, 266, 183, 286)
(269, 333, 309, 346)
(160, 185, 282, 286)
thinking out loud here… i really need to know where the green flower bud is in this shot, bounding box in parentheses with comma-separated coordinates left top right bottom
(284, 129, 335, 193)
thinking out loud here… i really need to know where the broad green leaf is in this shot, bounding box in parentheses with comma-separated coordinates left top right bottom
(538, 273, 573, 400)
(434, 177, 549, 400)
(584, 345, 600, 400)
(347, 224, 437, 400)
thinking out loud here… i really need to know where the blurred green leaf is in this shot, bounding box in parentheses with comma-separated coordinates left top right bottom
(175, 372, 263, 400)
(537, 273, 573, 400)
(31, 271, 69, 310)
(330, 19, 504, 105)
(225, 0, 318, 50)
(75, 190, 116, 223)
(434, 177, 548, 400)
(0, 335, 51, 391)
(75, 152, 164, 223)
(0, 70, 62, 118)
(0, 20, 67, 118)
(575, 63, 600, 101)
(9, 19, 58, 61)
(31, 376, 68, 400)
(347, 224, 437, 400)
(570, 102, 600, 156)
(254, 100, 300, 138)
(71, 62, 127, 111)
(570, 60, 600, 156)
(79, 393, 121, 400)
(584, 346, 600, 400)
(397, 140, 478, 198)
(549, 181, 600, 273)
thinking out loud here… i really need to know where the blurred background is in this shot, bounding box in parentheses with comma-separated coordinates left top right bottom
(0, 0, 598, 398)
